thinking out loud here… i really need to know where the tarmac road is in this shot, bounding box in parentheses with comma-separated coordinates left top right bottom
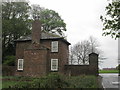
(99, 73, 120, 90)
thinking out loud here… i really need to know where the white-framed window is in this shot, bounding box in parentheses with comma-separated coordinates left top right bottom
(51, 41, 58, 52)
(51, 59, 58, 71)
(17, 59, 24, 70)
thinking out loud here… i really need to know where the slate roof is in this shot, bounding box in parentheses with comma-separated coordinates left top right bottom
(15, 31, 71, 45)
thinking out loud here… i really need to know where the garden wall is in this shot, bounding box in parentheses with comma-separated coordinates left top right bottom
(64, 53, 99, 76)
(2, 66, 15, 76)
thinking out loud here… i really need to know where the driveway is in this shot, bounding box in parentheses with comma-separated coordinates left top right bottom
(99, 73, 120, 90)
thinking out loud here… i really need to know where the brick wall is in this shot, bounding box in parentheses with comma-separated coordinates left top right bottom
(41, 39, 69, 74)
(32, 20, 41, 49)
(64, 53, 99, 76)
(15, 48, 50, 77)
(2, 66, 15, 76)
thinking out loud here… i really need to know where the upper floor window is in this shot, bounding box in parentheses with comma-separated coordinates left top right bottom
(51, 41, 58, 52)
(17, 59, 24, 70)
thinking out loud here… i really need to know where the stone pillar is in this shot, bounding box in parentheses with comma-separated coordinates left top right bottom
(32, 20, 41, 49)
(89, 53, 99, 75)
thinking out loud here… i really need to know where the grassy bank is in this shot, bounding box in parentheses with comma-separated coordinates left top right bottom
(2, 73, 99, 88)
(99, 70, 119, 73)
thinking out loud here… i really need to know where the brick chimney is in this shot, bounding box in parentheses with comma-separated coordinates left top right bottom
(32, 20, 41, 49)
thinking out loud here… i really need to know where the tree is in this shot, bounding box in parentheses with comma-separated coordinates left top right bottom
(69, 36, 105, 65)
(72, 40, 90, 65)
(100, 0, 120, 39)
(2, 2, 67, 65)
(2, 2, 31, 62)
(31, 4, 66, 36)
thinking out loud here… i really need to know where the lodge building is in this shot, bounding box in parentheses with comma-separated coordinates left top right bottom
(15, 20, 98, 77)
(15, 20, 70, 77)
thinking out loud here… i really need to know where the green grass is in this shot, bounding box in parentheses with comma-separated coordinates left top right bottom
(99, 70, 119, 73)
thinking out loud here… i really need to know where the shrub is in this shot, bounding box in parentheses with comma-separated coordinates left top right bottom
(10, 73, 69, 88)
(3, 55, 15, 66)
(67, 75, 98, 88)
(31, 73, 69, 88)
(11, 82, 31, 88)
(7, 73, 98, 88)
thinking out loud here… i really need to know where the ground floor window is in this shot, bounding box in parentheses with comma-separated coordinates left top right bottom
(51, 59, 58, 71)
(17, 59, 24, 70)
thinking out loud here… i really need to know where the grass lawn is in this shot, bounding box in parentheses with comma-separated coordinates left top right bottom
(99, 69, 119, 73)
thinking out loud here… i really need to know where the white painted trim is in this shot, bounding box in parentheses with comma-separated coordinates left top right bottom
(17, 59, 24, 70)
(51, 41, 58, 52)
(51, 59, 58, 71)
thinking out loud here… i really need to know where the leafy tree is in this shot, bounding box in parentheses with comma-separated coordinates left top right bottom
(31, 4, 66, 36)
(3, 55, 15, 66)
(2, 2, 67, 65)
(100, 0, 120, 39)
(2, 2, 31, 62)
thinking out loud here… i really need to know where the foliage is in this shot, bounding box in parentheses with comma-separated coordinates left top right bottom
(68, 75, 98, 88)
(2, 73, 99, 88)
(2, 81, 19, 88)
(100, 0, 120, 39)
(12, 73, 69, 88)
(2, 2, 31, 62)
(31, 4, 66, 36)
(2, 2, 67, 64)
(3, 55, 15, 66)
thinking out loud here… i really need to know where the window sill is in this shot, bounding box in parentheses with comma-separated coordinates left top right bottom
(17, 70, 23, 72)
(50, 70, 58, 72)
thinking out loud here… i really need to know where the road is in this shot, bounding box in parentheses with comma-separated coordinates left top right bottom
(99, 73, 120, 90)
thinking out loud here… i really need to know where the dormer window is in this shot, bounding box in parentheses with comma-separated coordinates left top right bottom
(51, 41, 58, 52)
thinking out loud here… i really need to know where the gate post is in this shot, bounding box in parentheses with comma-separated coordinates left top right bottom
(89, 53, 99, 76)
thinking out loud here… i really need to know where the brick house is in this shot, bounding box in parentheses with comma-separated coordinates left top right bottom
(15, 20, 71, 77)
(14, 20, 99, 77)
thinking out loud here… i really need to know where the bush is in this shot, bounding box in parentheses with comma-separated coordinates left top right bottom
(8, 73, 98, 88)
(67, 75, 98, 88)
(11, 73, 69, 88)
(31, 73, 69, 88)
(3, 55, 15, 66)
(44, 73, 69, 88)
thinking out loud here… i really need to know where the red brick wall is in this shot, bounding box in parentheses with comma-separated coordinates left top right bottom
(41, 39, 69, 74)
(16, 41, 31, 61)
(15, 48, 50, 77)
(15, 39, 70, 77)
(32, 20, 41, 46)
(65, 53, 99, 76)
(15, 40, 98, 77)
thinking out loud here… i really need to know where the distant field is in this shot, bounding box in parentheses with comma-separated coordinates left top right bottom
(99, 70, 119, 73)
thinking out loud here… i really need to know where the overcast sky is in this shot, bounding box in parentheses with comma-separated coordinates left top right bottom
(29, 0, 118, 69)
